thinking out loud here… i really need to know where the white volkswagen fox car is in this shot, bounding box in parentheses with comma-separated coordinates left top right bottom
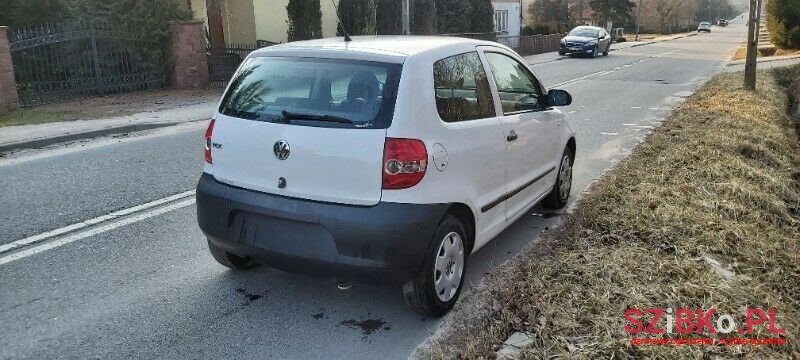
(196, 36, 576, 316)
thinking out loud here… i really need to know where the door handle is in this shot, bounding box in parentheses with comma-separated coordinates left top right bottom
(506, 130, 518, 142)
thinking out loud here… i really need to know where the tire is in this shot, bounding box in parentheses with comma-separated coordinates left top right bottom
(558, 50, 565, 56)
(402, 215, 469, 317)
(543, 146, 574, 209)
(603, 46, 609, 56)
(591, 46, 598, 58)
(207, 238, 255, 270)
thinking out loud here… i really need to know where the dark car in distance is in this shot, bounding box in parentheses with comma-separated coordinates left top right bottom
(559, 26, 612, 58)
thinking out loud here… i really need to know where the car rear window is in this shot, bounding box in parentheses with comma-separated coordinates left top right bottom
(218, 56, 402, 129)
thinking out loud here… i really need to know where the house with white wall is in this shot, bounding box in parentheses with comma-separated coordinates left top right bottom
(492, 0, 522, 37)
(188, 0, 340, 46)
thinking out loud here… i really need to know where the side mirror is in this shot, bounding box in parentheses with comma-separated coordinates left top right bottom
(547, 89, 572, 107)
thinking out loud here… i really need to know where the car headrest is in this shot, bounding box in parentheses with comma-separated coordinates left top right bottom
(347, 71, 380, 101)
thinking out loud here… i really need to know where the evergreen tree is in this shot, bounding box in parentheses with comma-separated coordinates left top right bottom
(376, 0, 402, 34)
(468, 0, 495, 33)
(437, 0, 473, 34)
(766, 0, 800, 49)
(287, 0, 323, 41)
(412, 0, 437, 34)
(1, 0, 70, 29)
(436, 0, 494, 34)
(336, 0, 376, 36)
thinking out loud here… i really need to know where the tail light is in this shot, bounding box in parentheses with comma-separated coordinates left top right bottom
(204, 119, 215, 164)
(382, 138, 427, 189)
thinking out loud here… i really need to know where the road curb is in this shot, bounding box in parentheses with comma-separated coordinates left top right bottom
(0, 121, 196, 153)
(727, 54, 800, 66)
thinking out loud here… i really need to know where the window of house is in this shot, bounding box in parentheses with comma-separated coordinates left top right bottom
(484, 52, 544, 114)
(494, 10, 508, 33)
(433, 52, 496, 123)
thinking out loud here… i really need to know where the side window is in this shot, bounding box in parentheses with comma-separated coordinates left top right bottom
(433, 52, 496, 123)
(484, 52, 544, 114)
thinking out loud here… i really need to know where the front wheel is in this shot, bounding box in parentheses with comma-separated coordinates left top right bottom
(591, 46, 599, 58)
(402, 215, 468, 317)
(543, 146, 573, 209)
(603, 46, 609, 56)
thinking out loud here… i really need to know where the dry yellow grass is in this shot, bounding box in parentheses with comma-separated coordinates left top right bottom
(421, 66, 800, 359)
(732, 45, 800, 61)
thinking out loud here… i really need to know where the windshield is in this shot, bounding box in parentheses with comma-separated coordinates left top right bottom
(568, 27, 599, 38)
(219, 56, 402, 129)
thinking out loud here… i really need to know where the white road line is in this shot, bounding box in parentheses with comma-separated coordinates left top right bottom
(0, 198, 196, 266)
(0, 190, 195, 254)
(551, 48, 684, 88)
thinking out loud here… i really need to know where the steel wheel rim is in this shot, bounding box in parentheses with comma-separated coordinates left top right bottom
(559, 154, 572, 200)
(433, 231, 464, 302)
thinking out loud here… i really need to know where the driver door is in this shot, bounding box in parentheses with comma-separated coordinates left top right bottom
(479, 47, 562, 220)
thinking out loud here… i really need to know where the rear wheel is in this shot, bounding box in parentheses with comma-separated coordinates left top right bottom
(207, 238, 255, 270)
(402, 215, 468, 317)
(543, 146, 573, 209)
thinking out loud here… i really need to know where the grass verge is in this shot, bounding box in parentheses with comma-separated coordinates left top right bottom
(732, 45, 800, 61)
(421, 66, 800, 358)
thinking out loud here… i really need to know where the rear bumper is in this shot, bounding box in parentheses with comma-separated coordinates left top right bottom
(196, 173, 448, 284)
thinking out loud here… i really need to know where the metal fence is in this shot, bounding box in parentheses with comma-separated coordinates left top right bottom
(496, 34, 565, 56)
(446, 32, 565, 57)
(208, 40, 279, 87)
(9, 20, 167, 107)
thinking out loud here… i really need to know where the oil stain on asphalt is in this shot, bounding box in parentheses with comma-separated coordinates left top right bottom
(339, 317, 391, 338)
(235, 287, 267, 305)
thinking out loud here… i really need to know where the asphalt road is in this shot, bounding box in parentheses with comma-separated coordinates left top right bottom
(0, 20, 747, 359)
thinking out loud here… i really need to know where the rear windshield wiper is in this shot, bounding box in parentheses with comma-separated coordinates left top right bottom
(280, 110, 353, 124)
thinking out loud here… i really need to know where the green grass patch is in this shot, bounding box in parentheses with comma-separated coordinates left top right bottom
(422, 66, 800, 358)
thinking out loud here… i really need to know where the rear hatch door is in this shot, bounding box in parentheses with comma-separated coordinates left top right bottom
(209, 55, 402, 206)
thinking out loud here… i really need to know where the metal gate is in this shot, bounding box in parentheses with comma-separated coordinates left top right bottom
(208, 40, 279, 87)
(9, 20, 167, 107)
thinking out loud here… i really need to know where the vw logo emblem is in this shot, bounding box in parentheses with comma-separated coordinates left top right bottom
(273, 139, 290, 160)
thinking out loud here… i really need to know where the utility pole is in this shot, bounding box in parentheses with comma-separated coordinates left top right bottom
(744, 0, 762, 90)
(635, 0, 643, 41)
(402, 0, 411, 35)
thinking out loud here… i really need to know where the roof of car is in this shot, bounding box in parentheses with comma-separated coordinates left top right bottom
(253, 35, 500, 59)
